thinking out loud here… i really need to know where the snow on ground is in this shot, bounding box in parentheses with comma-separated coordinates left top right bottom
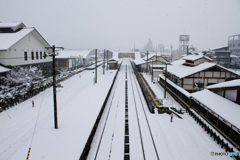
(0, 67, 117, 160)
(140, 72, 232, 160)
(0, 59, 235, 160)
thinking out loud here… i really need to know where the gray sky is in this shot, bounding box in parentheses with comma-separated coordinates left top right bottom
(0, 0, 240, 51)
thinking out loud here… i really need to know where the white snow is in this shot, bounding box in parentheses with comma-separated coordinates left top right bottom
(182, 55, 212, 61)
(158, 74, 191, 97)
(207, 79, 240, 89)
(0, 66, 11, 73)
(57, 50, 91, 59)
(0, 21, 24, 28)
(191, 89, 240, 129)
(0, 28, 34, 50)
(0, 59, 235, 160)
(167, 59, 216, 79)
(0, 67, 117, 160)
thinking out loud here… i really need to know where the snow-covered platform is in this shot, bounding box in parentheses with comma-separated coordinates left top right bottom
(191, 89, 240, 129)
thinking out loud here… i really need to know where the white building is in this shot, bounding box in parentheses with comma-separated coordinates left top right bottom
(0, 21, 52, 76)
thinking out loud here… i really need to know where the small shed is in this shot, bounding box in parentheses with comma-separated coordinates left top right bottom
(108, 59, 118, 70)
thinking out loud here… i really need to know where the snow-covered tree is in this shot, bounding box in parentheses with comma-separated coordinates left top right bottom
(0, 66, 44, 97)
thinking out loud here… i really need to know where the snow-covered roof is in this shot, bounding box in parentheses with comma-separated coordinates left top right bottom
(0, 21, 25, 28)
(0, 28, 34, 50)
(167, 54, 240, 79)
(191, 89, 240, 129)
(207, 79, 240, 89)
(159, 74, 191, 97)
(182, 55, 212, 61)
(133, 58, 147, 65)
(167, 59, 216, 79)
(209, 46, 228, 51)
(0, 66, 11, 73)
(231, 54, 239, 58)
(57, 50, 91, 58)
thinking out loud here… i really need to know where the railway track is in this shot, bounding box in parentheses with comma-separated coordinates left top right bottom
(85, 59, 160, 160)
(127, 60, 160, 160)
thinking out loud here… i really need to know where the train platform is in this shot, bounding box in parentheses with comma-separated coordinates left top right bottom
(191, 89, 240, 129)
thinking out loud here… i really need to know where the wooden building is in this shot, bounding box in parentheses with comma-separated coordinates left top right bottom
(166, 55, 240, 93)
(133, 54, 167, 72)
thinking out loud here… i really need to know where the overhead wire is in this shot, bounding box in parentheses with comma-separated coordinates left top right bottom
(26, 90, 46, 159)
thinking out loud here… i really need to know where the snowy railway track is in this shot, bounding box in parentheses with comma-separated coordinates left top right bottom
(85, 59, 160, 160)
(127, 60, 160, 160)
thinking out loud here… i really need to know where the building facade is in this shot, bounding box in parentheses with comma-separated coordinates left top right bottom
(166, 55, 240, 93)
(0, 22, 52, 77)
(228, 34, 240, 56)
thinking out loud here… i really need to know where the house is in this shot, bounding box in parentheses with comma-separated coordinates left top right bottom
(133, 53, 167, 72)
(207, 79, 240, 105)
(0, 21, 52, 77)
(165, 55, 240, 93)
(204, 46, 231, 68)
(228, 34, 240, 56)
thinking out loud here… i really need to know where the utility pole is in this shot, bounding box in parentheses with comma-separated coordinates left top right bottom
(152, 58, 153, 82)
(164, 63, 167, 99)
(45, 45, 64, 129)
(95, 49, 97, 84)
(146, 50, 148, 74)
(103, 49, 105, 75)
(187, 45, 189, 56)
(107, 50, 108, 71)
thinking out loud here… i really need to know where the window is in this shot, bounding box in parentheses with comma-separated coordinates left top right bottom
(40, 52, 42, 59)
(31, 52, 34, 60)
(36, 52, 38, 59)
(44, 52, 46, 59)
(24, 52, 27, 61)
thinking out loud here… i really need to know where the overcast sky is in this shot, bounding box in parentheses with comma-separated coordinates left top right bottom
(0, 0, 239, 51)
